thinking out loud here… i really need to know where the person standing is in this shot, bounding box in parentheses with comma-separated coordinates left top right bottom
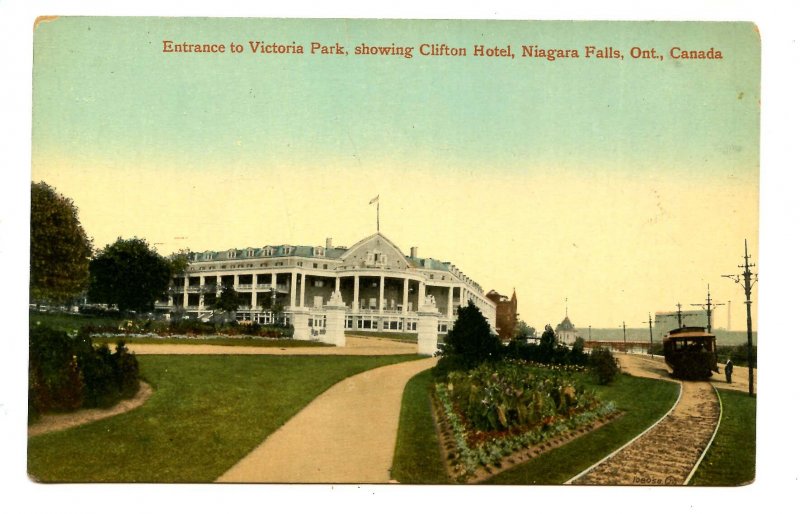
(725, 358, 734, 383)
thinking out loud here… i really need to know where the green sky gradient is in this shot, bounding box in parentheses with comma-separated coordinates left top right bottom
(33, 18, 759, 179)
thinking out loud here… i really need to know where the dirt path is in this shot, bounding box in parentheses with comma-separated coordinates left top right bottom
(568, 354, 739, 485)
(125, 335, 417, 356)
(28, 381, 153, 437)
(216, 357, 437, 483)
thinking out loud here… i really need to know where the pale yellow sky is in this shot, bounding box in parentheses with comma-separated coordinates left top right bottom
(33, 157, 758, 332)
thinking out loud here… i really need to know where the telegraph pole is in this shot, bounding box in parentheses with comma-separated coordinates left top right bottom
(620, 321, 627, 344)
(663, 302, 685, 330)
(691, 284, 725, 334)
(643, 313, 654, 358)
(722, 239, 758, 397)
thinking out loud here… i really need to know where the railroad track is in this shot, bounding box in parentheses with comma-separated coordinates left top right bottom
(567, 380, 721, 486)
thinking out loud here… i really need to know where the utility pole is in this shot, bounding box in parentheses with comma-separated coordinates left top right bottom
(662, 302, 684, 330)
(722, 239, 758, 397)
(691, 284, 725, 334)
(620, 321, 627, 344)
(643, 313, 654, 358)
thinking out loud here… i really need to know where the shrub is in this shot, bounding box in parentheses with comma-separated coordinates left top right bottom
(588, 347, 619, 385)
(29, 325, 140, 421)
(434, 301, 503, 378)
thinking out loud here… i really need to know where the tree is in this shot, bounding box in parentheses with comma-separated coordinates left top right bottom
(87, 237, 171, 313)
(435, 300, 503, 377)
(213, 285, 240, 322)
(30, 182, 93, 305)
(260, 292, 284, 324)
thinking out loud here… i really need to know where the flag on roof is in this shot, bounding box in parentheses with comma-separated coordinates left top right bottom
(369, 195, 379, 205)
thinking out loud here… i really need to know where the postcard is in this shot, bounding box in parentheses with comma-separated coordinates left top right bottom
(26, 17, 759, 489)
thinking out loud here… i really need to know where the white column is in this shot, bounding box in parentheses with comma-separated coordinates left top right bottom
(353, 275, 360, 313)
(271, 272, 277, 288)
(234, 274, 240, 287)
(448, 286, 454, 319)
(335, 276, 340, 293)
(251, 273, 257, 309)
(417, 297, 440, 355)
(199, 276, 206, 309)
(290, 271, 297, 307)
(299, 273, 306, 308)
(402, 278, 409, 313)
(216, 275, 222, 297)
(379, 275, 385, 314)
(417, 281, 425, 312)
(182, 276, 189, 308)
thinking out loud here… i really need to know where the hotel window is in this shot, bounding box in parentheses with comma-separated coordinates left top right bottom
(314, 280, 324, 287)
(227, 251, 236, 259)
(314, 247, 324, 257)
(323, 264, 328, 270)
(246, 249, 254, 257)
(313, 263, 318, 269)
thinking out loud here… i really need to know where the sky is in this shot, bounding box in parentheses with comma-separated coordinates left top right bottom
(30, 17, 760, 331)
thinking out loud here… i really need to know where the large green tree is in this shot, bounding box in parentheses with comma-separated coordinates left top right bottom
(435, 300, 503, 377)
(87, 238, 171, 313)
(30, 182, 93, 305)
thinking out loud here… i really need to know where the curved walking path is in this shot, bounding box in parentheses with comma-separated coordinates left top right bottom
(125, 335, 417, 356)
(216, 356, 437, 483)
(568, 354, 752, 485)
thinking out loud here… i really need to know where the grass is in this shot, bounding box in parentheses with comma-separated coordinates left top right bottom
(29, 311, 124, 332)
(93, 335, 332, 348)
(347, 331, 418, 343)
(689, 388, 756, 486)
(28, 353, 420, 483)
(391, 369, 450, 484)
(391, 370, 680, 484)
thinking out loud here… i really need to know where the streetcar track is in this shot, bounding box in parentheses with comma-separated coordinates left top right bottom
(566, 378, 721, 486)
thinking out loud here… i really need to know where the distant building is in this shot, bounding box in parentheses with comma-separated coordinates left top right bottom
(486, 289, 517, 340)
(555, 315, 579, 345)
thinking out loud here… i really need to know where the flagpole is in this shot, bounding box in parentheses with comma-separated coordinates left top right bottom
(377, 199, 380, 232)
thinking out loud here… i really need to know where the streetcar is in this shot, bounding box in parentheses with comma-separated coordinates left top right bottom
(662, 326, 719, 380)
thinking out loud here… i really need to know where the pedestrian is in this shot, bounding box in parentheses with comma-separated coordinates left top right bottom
(725, 358, 734, 383)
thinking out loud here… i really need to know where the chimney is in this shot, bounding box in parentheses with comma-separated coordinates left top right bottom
(410, 246, 418, 259)
(326, 237, 333, 249)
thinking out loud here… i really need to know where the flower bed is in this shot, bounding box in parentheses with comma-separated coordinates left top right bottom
(434, 360, 616, 482)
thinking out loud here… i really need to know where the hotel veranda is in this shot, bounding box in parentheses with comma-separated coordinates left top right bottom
(157, 233, 497, 338)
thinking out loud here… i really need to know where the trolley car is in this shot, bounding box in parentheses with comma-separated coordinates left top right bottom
(662, 326, 719, 380)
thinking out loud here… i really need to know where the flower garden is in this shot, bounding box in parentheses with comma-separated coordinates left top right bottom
(434, 360, 617, 482)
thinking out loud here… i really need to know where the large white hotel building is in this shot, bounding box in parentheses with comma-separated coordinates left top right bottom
(157, 232, 497, 335)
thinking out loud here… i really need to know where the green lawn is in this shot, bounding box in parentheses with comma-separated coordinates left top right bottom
(392, 371, 680, 484)
(391, 369, 450, 484)
(28, 354, 419, 482)
(94, 335, 332, 348)
(689, 388, 757, 486)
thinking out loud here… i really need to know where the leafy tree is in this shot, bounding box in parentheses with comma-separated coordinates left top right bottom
(168, 248, 191, 276)
(213, 285, 240, 322)
(513, 319, 536, 340)
(87, 237, 171, 313)
(435, 300, 503, 377)
(260, 293, 284, 324)
(569, 336, 588, 365)
(537, 324, 558, 363)
(30, 182, 93, 305)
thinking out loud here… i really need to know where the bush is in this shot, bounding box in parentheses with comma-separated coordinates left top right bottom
(588, 348, 619, 385)
(29, 325, 140, 421)
(434, 301, 503, 378)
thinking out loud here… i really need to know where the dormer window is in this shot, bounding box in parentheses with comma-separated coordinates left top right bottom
(263, 246, 274, 257)
(314, 246, 324, 257)
(246, 249, 255, 258)
(204, 252, 213, 261)
(227, 250, 236, 259)
(282, 245, 291, 256)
